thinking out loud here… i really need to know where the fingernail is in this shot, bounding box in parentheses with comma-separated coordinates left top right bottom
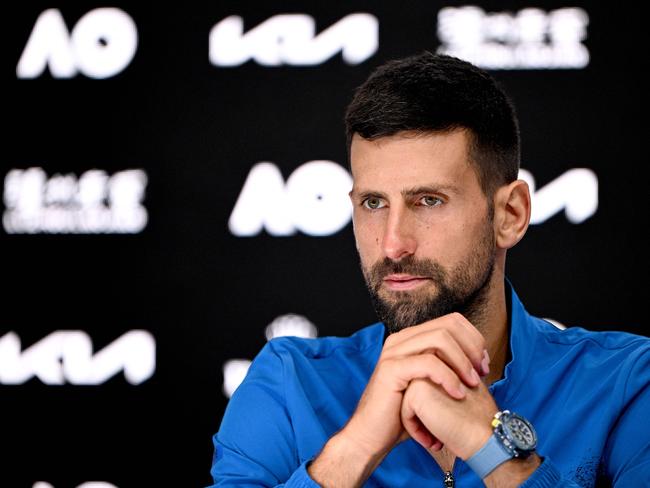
(481, 349, 490, 376)
(457, 383, 467, 396)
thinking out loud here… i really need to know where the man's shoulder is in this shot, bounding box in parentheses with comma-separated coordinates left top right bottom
(265, 322, 385, 360)
(528, 316, 650, 377)
(532, 315, 649, 352)
(510, 282, 649, 357)
(516, 316, 650, 403)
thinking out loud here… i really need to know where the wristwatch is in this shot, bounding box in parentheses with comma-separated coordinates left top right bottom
(466, 410, 537, 479)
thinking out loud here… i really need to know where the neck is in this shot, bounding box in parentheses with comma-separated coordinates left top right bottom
(475, 265, 510, 386)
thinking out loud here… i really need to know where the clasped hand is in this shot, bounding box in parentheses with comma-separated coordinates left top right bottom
(342, 312, 498, 462)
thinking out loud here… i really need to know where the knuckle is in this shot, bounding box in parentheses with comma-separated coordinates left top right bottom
(409, 378, 428, 397)
(450, 311, 465, 322)
(472, 335, 487, 355)
(384, 332, 398, 347)
(403, 384, 419, 409)
(444, 311, 464, 325)
(423, 353, 440, 369)
(377, 357, 395, 371)
(433, 327, 452, 344)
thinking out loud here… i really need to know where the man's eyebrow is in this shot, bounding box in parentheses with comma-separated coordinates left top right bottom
(350, 185, 460, 199)
(349, 188, 387, 199)
(401, 184, 460, 197)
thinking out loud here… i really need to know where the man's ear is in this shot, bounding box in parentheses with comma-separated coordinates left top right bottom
(494, 180, 531, 250)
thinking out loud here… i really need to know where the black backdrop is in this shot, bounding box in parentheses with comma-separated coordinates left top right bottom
(3, 2, 648, 487)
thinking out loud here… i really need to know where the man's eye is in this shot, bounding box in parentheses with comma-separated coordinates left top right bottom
(420, 196, 443, 207)
(363, 197, 385, 209)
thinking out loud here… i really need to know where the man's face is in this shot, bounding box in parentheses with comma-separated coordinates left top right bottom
(349, 130, 496, 333)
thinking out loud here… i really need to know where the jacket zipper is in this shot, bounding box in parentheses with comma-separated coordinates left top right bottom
(443, 470, 454, 487)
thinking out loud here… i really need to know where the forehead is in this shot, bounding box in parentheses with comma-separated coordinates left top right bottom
(350, 130, 476, 192)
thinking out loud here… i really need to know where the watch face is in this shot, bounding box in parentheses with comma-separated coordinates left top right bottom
(504, 415, 537, 450)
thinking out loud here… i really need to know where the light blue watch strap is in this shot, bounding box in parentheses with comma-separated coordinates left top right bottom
(466, 434, 513, 479)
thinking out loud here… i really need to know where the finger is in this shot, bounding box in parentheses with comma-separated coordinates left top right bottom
(429, 440, 443, 451)
(401, 392, 436, 449)
(403, 412, 436, 449)
(383, 328, 481, 387)
(387, 313, 486, 372)
(384, 312, 487, 375)
(381, 354, 467, 399)
(385, 312, 482, 350)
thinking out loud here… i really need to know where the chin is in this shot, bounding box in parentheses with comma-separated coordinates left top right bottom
(381, 285, 438, 302)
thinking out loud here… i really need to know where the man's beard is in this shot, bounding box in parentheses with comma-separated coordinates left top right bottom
(361, 223, 496, 334)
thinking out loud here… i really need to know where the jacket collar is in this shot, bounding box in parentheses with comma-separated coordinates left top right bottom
(490, 279, 539, 404)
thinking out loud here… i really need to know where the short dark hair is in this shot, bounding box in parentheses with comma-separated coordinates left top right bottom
(344, 52, 520, 198)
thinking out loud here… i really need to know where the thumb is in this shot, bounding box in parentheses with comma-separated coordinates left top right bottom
(401, 392, 438, 449)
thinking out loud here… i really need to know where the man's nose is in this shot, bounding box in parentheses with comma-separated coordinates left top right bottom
(381, 206, 417, 261)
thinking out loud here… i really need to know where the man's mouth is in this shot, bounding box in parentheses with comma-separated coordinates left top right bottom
(383, 274, 431, 291)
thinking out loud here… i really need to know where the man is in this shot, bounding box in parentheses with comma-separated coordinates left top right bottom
(209, 52, 650, 487)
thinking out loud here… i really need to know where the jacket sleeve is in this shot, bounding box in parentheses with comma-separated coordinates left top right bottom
(518, 456, 581, 487)
(603, 343, 650, 485)
(522, 341, 650, 487)
(208, 341, 320, 487)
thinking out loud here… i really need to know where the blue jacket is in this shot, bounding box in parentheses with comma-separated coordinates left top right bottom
(210, 285, 650, 486)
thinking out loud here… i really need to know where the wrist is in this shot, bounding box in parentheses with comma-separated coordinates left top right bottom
(337, 422, 393, 464)
(308, 429, 387, 487)
(459, 423, 493, 460)
(466, 409, 539, 480)
(456, 424, 492, 461)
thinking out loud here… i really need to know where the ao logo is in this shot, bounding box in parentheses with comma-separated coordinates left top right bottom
(17, 8, 137, 79)
(210, 13, 378, 66)
(229, 162, 598, 237)
(0, 330, 155, 385)
(229, 161, 353, 236)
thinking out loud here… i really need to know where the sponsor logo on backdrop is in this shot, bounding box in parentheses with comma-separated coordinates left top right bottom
(518, 168, 597, 224)
(437, 6, 589, 69)
(222, 314, 317, 397)
(34, 483, 117, 488)
(0, 330, 155, 385)
(210, 13, 378, 66)
(229, 161, 353, 236)
(2, 167, 148, 234)
(228, 162, 598, 237)
(17, 8, 137, 79)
